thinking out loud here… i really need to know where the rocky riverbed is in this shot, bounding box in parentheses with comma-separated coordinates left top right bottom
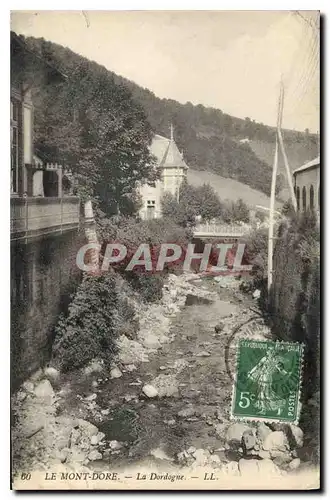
(12, 273, 319, 489)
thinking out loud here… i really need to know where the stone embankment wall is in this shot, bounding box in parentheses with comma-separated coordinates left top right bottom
(11, 229, 85, 388)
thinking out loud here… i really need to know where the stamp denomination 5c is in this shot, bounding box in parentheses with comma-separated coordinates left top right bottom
(232, 340, 304, 424)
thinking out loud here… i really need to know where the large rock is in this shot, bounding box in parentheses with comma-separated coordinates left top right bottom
(117, 335, 149, 364)
(242, 428, 256, 451)
(33, 379, 55, 403)
(90, 432, 105, 446)
(222, 461, 240, 476)
(214, 322, 225, 333)
(196, 351, 211, 357)
(271, 450, 293, 467)
(109, 440, 123, 451)
(22, 381, 34, 393)
(238, 458, 259, 475)
(44, 366, 60, 382)
(150, 447, 173, 461)
(257, 458, 281, 476)
(263, 431, 289, 454)
(192, 448, 210, 467)
(110, 367, 122, 379)
(142, 384, 158, 398)
(177, 406, 195, 418)
(84, 360, 104, 375)
(150, 374, 179, 397)
(88, 450, 102, 461)
(256, 422, 272, 442)
(77, 419, 99, 438)
(226, 423, 251, 448)
(288, 424, 304, 449)
(252, 289, 261, 299)
(288, 458, 301, 470)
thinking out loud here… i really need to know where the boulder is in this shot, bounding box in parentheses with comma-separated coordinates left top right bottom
(44, 366, 60, 382)
(85, 393, 97, 401)
(226, 423, 251, 448)
(262, 431, 289, 453)
(56, 448, 69, 463)
(214, 423, 227, 439)
(214, 322, 225, 333)
(177, 450, 193, 466)
(272, 450, 293, 467)
(88, 450, 102, 461)
(84, 360, 104, 375)
(90, 432, 105, 446)
(288, 424, 304, 449)
(192, 448, 210, 467)
(110, 367, 123, 379)
(196, 351, 211, 357)
(256, 422, 272, 442)
(125, 364, 137, 372)
(29, 369, 44, 382)
(257, 458, 281, 476)
(288, 458, 301, 471)
(142, 384, 158, 398)
(109, 440, 123, 451)
(242, 429, 256, 451)
(16, 391, 27, 402)
(77, 419, 99, 438)
(22, 381, 34, 393)
(150, 374, 179, 397)
(150, 448, 173, 461)
(34, 379, 55, 403)
(252, 289, 261, 299)
(177, 407, 195, 418)
(187, 446, 196, 454)
(238, 458, 259, 475)
(222, 461, 240, 476)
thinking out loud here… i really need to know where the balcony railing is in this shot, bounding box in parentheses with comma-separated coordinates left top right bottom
(194, 223, 249, 237)
(11, 196, 80, 241)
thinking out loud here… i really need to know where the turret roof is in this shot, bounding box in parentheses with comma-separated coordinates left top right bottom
(150, 134, 188, 170)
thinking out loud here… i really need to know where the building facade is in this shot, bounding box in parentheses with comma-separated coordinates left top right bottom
(293, 156, 320, 212)
(10, 33, 83, 387)
(139, 126, 188, 220)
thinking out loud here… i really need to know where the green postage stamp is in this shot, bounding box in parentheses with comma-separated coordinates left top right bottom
(231, 340, 304, 424)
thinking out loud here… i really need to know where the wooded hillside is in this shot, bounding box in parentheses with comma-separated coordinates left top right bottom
(25, 35, 319, 199)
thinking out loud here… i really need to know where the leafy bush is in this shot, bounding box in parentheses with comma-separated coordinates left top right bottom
(125, 272, 164, 303)
(53, 273, 121, 372)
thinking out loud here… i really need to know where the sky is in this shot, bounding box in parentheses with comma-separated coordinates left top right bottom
(11, 10, 320, 132)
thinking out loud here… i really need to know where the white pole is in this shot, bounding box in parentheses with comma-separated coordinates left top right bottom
(267, 85, 283, 292)
(267, 138, 279, 292)
(277, 82, 297, 211)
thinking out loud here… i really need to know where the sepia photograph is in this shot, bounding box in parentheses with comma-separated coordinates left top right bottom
(10, 9, 320, 490)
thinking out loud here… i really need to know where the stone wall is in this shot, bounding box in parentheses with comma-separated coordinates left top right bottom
(11, 229, 85, 388)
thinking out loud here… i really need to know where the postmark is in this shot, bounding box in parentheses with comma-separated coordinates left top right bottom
(231, 340, 304, 424)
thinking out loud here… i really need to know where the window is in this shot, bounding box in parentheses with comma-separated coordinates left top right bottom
(302, 186, 307, 211)
(296, 186, 300, 211)
(146, 200, 156, 220)
(11, 99, 20, 194)
(310, 185, 314, 210)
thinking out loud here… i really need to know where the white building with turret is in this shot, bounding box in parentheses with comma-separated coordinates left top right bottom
(139, 126, 189, 220)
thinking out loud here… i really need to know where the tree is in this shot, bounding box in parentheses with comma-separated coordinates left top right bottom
(195, 184, 223, 222)
(29, 40, 157, 215)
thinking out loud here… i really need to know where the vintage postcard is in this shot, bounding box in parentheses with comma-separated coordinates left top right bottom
(10, 10, 320, 490)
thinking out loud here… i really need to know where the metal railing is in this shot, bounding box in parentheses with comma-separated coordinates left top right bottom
(193, 223, 249, 237)
(11, 196, 80, 241)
